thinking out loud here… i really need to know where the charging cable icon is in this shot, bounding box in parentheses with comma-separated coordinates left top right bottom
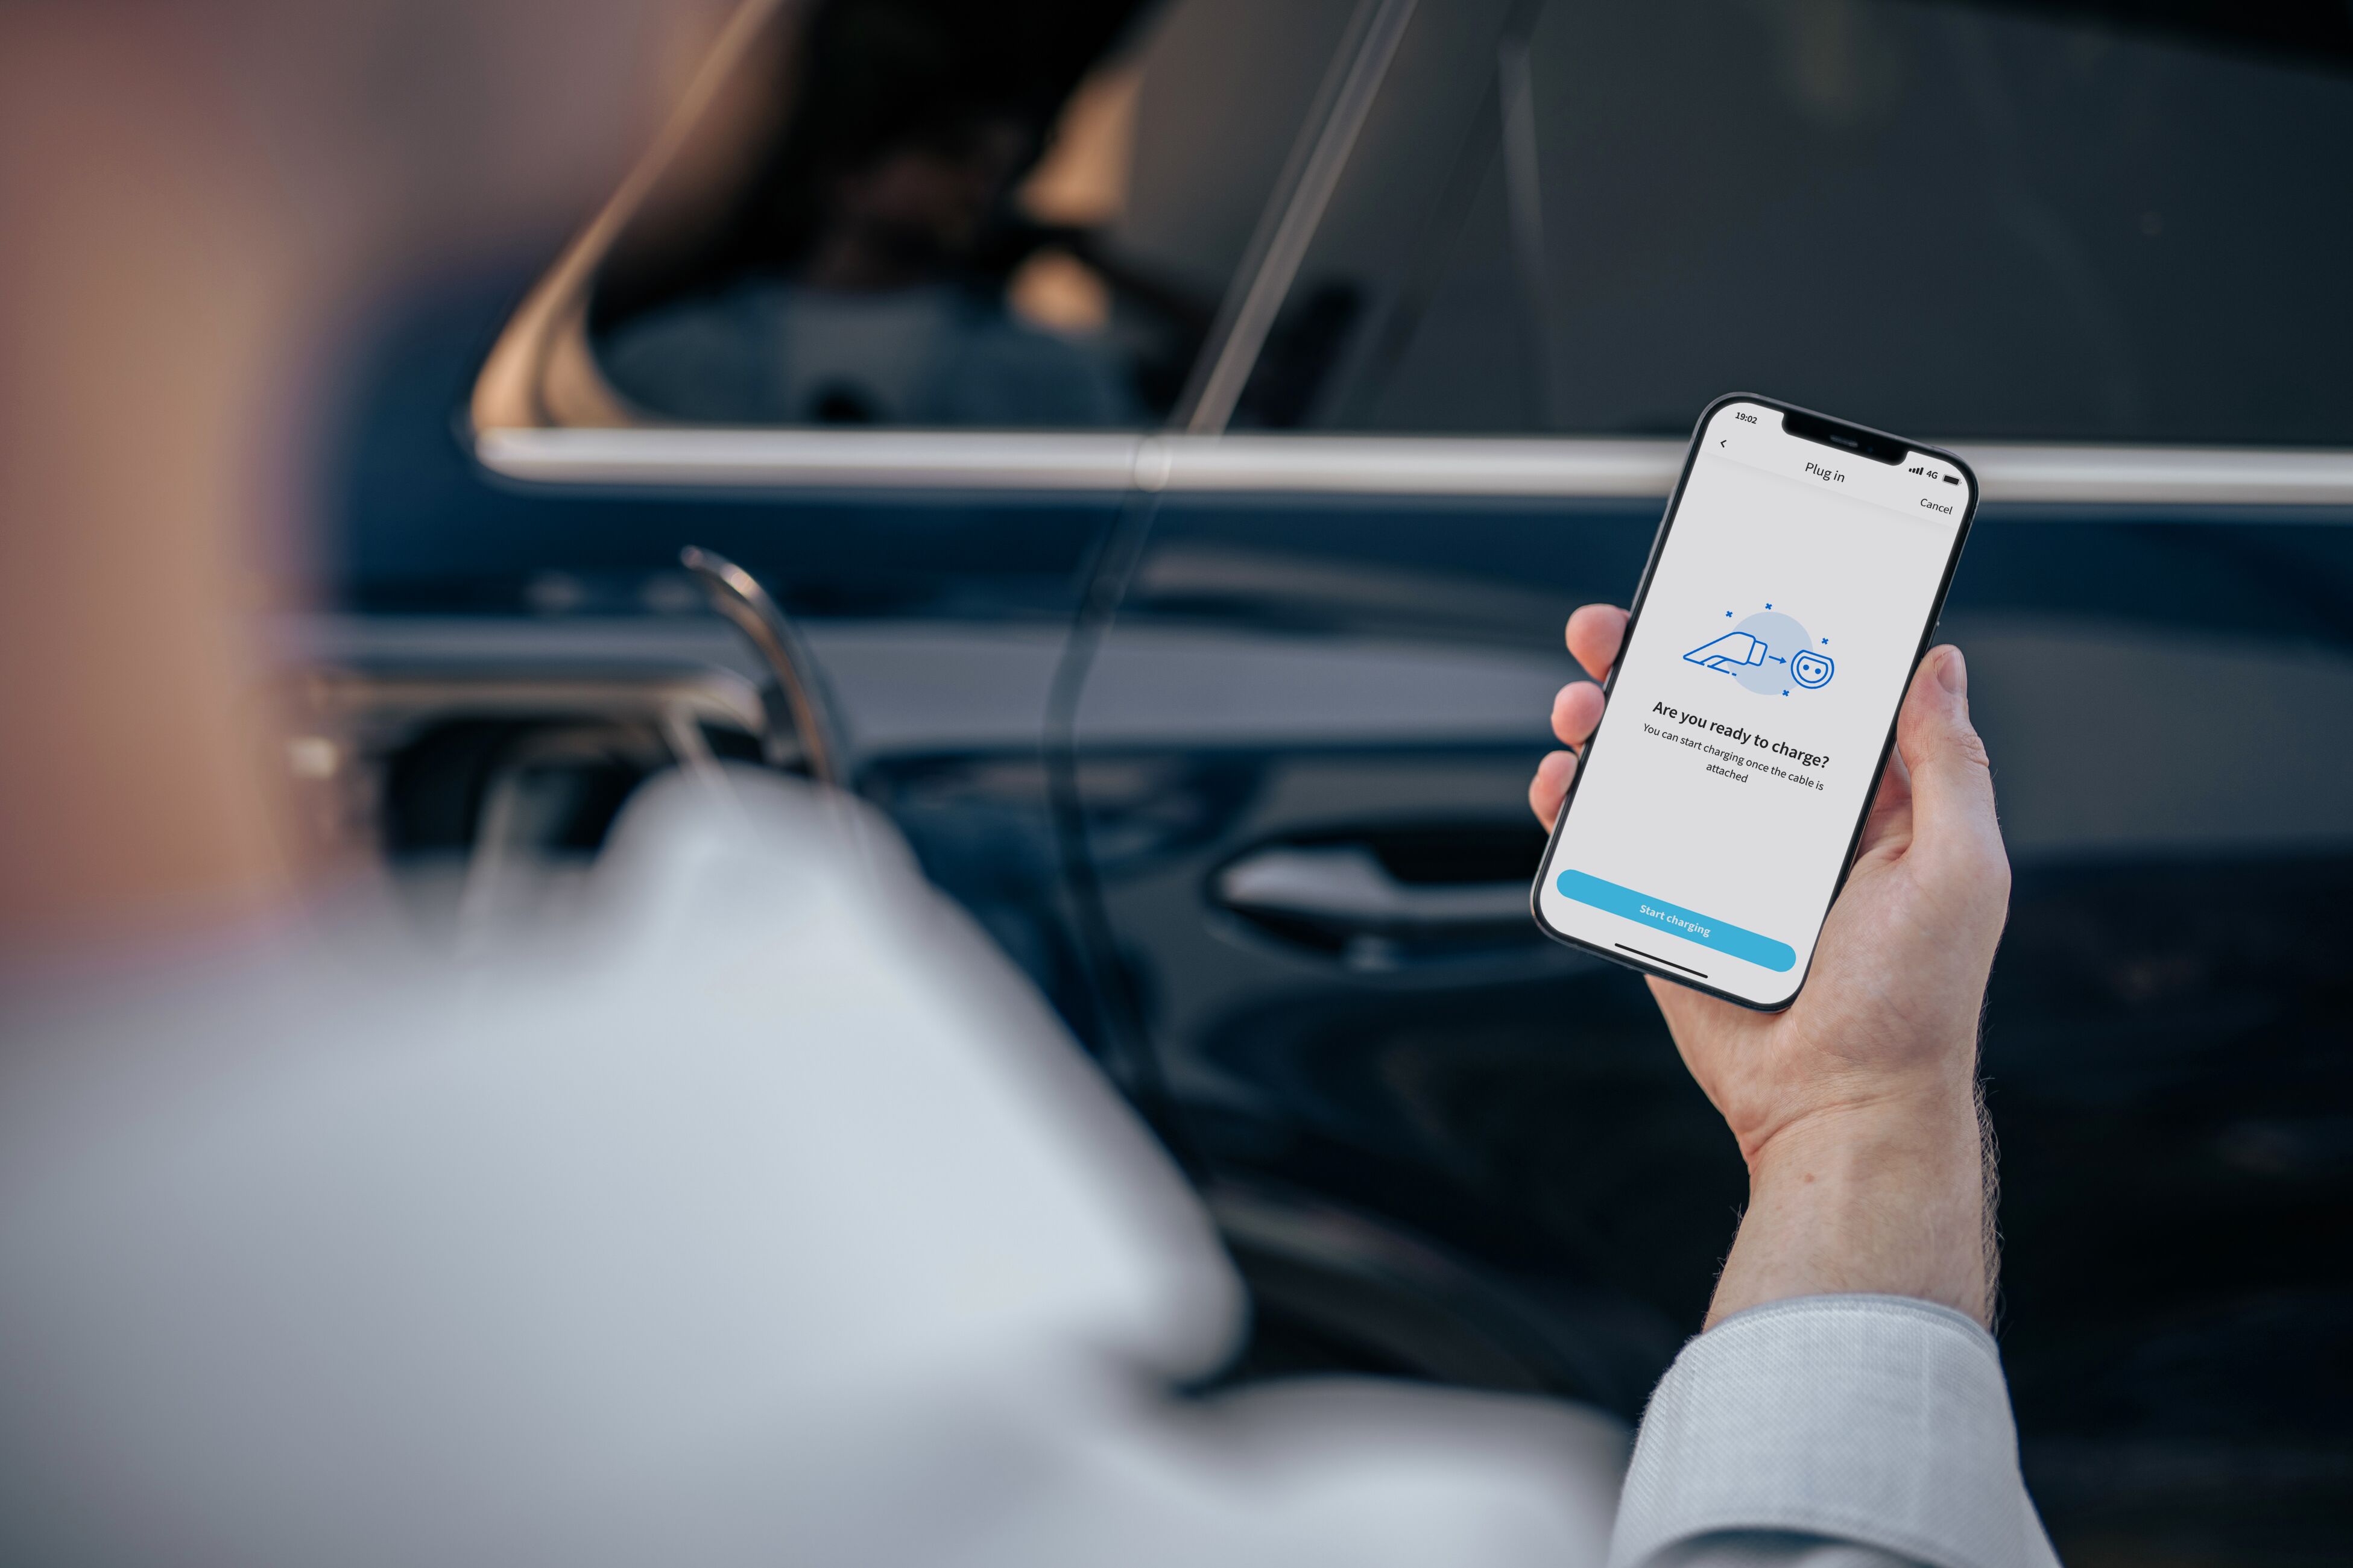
(1694, 611, 1835, 696)
(1685, 622, 1837, 693)
(1682, 631, 1769, 673)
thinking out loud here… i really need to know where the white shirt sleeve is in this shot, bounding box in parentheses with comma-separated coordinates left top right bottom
(1609, 1295, 2061, 1568)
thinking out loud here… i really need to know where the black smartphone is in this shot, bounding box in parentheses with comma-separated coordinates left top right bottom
(1530, 394, 1978, 1010)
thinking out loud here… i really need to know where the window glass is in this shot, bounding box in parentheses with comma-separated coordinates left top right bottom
(589, 0, 1357, 429)
(1252, 0, 2353, 443)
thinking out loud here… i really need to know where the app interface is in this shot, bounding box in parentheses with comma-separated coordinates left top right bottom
(1537, 401, 1969, 1004)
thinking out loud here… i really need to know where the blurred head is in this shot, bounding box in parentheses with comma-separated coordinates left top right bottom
(0, 0, 717, 954)
(4, 0, 690, 276)
(786, 0, 1043, 288)
(816, 113, 1035, 282)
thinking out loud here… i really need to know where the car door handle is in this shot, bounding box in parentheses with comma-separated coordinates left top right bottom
(1213, 844, 1533, 936)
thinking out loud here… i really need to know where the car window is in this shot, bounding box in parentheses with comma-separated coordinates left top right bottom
(1240, 0, 2353, 442)
(585, 0, 1358, 430)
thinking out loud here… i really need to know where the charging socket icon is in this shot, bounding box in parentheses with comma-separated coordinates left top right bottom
(1790, 650, 1835, 689)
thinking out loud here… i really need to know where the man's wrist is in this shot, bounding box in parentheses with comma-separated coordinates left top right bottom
(1708, 1088, 1993, 1328)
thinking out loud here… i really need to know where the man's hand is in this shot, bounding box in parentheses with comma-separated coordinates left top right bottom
(1532, 605, 2009, 1326)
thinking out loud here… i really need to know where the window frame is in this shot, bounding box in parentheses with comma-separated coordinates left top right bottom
(468, 0, 2353, 510)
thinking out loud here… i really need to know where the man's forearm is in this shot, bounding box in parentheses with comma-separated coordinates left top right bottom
(1707, 1083, 1994, 1328)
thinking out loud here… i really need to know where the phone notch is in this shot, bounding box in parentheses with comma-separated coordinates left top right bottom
(1780, 408, 1907, 466)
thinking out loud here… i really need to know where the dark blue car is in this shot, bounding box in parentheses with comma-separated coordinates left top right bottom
(311, 2, 2353, 1558)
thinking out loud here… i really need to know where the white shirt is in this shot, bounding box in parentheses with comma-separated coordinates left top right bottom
(0, 770, 2056, 1567)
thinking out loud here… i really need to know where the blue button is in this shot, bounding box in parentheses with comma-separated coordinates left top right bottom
(1554, 869, 1796, 972)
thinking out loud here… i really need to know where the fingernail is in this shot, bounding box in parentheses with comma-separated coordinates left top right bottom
(1936, 646, 1967, 696)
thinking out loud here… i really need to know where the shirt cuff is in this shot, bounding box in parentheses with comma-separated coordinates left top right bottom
(1606, 1295, 2059, 1568)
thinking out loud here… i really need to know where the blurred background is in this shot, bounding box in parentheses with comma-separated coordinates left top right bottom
(294, 1, 2352, 1561)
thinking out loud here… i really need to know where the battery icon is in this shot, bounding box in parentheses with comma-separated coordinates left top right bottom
(1942, 474, 1961, 485)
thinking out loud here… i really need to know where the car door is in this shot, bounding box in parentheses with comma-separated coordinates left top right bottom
(1067, 1, 2353, 1555)
(315, 0, 1363, 1053)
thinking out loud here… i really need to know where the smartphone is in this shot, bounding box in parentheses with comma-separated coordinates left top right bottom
(1530, 394, 1978, 1010)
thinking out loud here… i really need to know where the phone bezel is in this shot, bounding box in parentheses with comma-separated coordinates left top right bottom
(1527, 392, 1980, 1011)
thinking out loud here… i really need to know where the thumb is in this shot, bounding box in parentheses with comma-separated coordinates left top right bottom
(1896, 646, 2006, 881)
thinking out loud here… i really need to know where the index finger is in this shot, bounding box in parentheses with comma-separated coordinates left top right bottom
(1566, 604, 1629, 682)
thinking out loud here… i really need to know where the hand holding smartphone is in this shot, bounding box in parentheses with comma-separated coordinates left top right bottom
(1529, 395, 1979, 1010)
(1535, 624, 2013, 1326)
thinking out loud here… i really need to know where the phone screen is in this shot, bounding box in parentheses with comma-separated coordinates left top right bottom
(1533, 398, 1975, 1008)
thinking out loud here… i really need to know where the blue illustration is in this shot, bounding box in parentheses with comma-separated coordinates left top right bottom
(1685, 608, 1833, 696)
(1682, 631, 1769, 673)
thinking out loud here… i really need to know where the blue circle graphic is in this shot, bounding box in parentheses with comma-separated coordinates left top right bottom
(1727, 611, 1810, 694)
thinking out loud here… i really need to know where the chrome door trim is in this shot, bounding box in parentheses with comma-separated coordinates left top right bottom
(1150, 434, 1678, 496)
(476, 427, 1145, 491)
(476, 426, 2353, 506)
(305, 670, 771, 737)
